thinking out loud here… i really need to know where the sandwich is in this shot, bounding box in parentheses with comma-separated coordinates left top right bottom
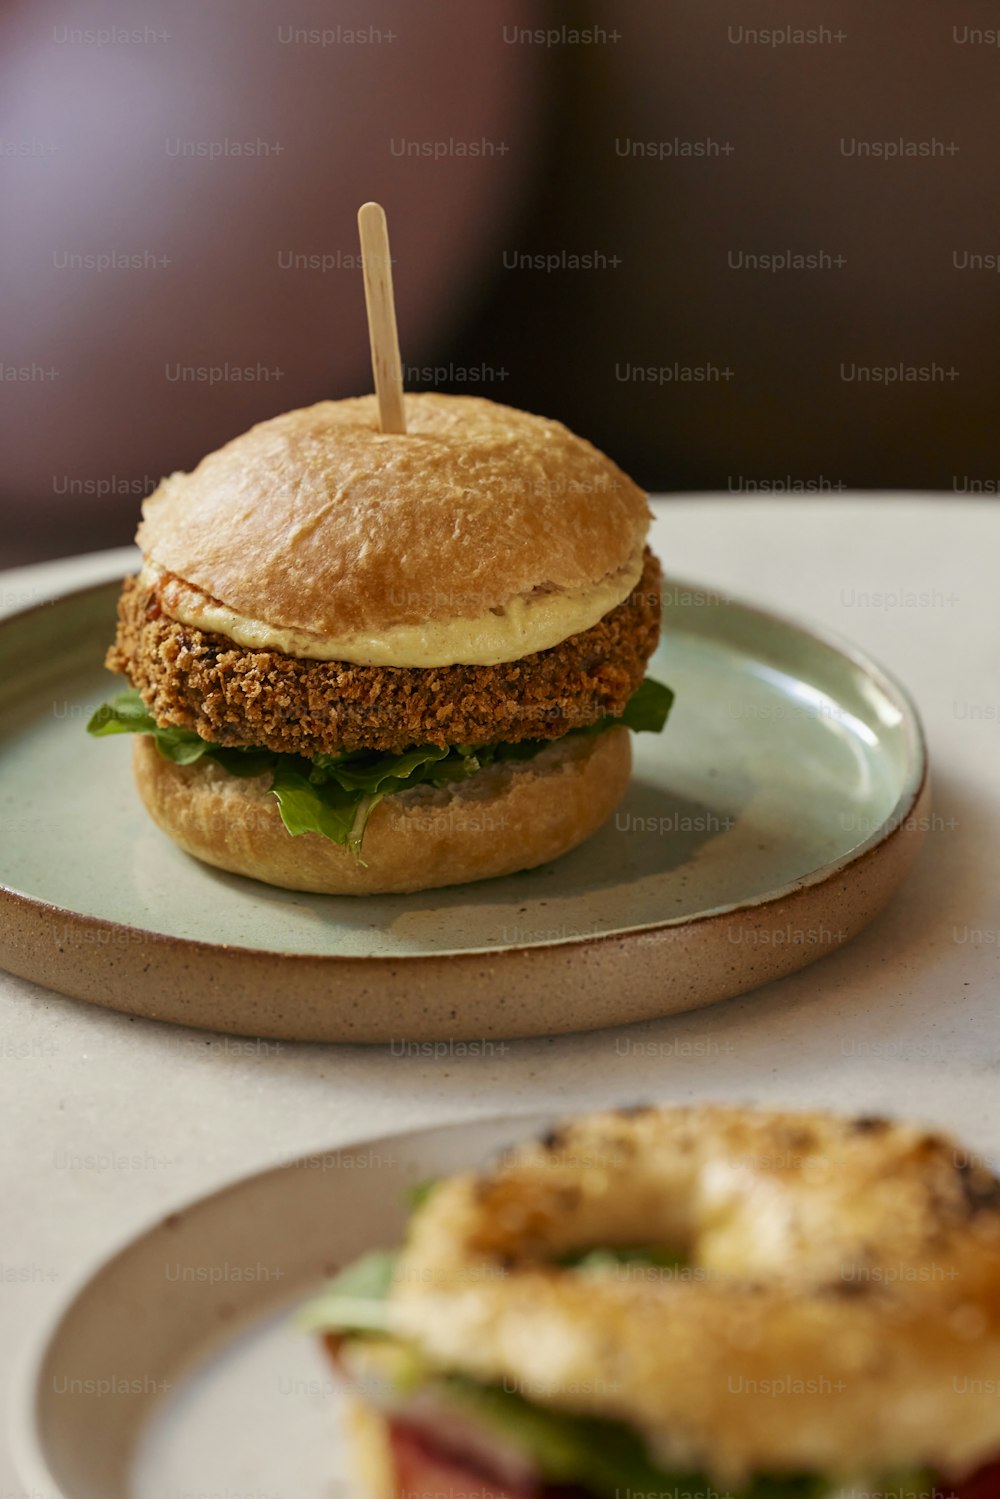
(303, 1104, 1000, 1498)
(87, 394, 671, 895)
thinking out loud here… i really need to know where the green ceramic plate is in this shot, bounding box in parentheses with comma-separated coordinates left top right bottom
(0, 578, 928, 1041)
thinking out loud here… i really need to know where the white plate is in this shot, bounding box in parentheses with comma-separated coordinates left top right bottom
(11, 1115, 549, 1499)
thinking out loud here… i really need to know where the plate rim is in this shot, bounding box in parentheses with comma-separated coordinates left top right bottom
(6, 1107, 555, 1499)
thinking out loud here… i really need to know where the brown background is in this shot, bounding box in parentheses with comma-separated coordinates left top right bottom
(2, 0, 999, 565)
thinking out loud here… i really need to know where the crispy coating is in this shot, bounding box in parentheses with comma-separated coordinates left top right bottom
(390, 1105, 1000, 1485)
(106, 551, 661, 756)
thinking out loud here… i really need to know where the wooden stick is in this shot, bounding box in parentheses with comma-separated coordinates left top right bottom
(357, 201, 406, 434)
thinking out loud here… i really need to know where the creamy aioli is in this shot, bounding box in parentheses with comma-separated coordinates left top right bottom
(141, 547, 644, 667)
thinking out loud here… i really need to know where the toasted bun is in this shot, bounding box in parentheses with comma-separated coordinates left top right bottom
(393, 1105, 1000, 1485)
(135, 394, 650, 639)
(131, 728, 631, 895)
(342, 1399, 395, 1499)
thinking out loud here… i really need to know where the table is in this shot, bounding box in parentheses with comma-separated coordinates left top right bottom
(2, 496, 998, 1491)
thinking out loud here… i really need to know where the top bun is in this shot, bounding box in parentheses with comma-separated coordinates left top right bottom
(136, 394, 650, 639)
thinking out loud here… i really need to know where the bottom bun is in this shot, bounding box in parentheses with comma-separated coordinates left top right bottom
(342, 1399, 396, 1499)
(131, 727, 631, 895)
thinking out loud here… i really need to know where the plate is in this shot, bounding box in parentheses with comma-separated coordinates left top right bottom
(10, 1114, 551, 1499)
(0, 576, 929, 1042)
(11, 1116, 1000, 1499)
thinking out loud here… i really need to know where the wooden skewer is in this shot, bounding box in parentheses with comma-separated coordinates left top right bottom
(357, 201, 407, 434)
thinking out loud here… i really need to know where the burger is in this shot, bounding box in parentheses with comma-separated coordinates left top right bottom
(87, 394, 672, 895)
(303, 1104, 1000, 1499)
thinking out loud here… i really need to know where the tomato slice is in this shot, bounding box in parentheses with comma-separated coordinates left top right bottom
(952, 1460, 1000, 1499)
(389, 1421, 538, 1499)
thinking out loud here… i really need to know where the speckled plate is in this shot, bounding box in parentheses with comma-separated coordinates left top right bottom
(0, 577, 928, 1042)
(9, 1115, 554, 1499)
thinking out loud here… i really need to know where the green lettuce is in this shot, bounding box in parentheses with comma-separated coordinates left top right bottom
(87, 678, 673, 859)
(601, 674, 674, 735)
(558, 1244, 689, 1273)
(438, 1379, 834, 1499)
(299, 1249, 399, 1335)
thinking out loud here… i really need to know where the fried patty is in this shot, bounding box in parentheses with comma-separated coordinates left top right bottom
(107, 550, 661, 757)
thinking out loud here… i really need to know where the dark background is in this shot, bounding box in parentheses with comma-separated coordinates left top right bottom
(3, 0, 1000, 566)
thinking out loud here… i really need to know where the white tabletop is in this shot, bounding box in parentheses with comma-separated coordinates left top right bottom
(2, 496, 998, 1489)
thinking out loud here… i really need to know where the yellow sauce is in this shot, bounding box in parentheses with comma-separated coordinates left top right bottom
(141, 547, 644, 667)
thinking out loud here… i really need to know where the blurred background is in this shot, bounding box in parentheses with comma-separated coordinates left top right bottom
(3, 0, 999, 566)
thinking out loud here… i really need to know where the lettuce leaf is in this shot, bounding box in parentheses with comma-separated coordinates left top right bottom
(88, 694, 275, 774)
(558, 1244, 688, 1273)
(406, 1177, 441, 1212)
(87, 677, 674, 859)
(298, 1249, 398, 1335)
(609, 675, 673, 734)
